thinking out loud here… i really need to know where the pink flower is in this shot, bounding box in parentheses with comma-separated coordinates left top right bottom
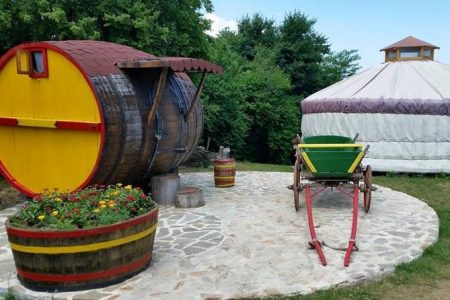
(68, 196, 78, 202)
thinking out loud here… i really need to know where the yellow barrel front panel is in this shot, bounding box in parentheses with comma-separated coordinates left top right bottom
(0, 49, 101, 194)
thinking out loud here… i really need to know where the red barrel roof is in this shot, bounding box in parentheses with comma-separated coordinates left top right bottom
(47, 40, 155, 76)
(46, 40, 223, 76)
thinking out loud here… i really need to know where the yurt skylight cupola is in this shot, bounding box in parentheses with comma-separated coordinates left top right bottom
(381, 36, 439, 62)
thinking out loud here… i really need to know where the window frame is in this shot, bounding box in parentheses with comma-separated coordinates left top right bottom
(422, 48, 432, 59)
(15, 47, 49, 78)
(398, 47, 421, 59)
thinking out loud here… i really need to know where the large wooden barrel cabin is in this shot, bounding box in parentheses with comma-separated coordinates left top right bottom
(0, 41, 222, 196)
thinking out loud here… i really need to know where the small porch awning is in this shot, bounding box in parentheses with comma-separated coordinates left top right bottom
(116, 57, 223, 74)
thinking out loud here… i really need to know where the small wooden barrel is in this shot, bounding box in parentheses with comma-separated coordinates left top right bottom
(214, 159, 236, 187)
(6, 208, 158, 292)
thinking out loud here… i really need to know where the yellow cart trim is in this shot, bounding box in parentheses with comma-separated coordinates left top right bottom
(347, 152, 365, 173)
(9, 223, 157, 254)
(298, 143, 363, 149)
(301, 152, 317, 173)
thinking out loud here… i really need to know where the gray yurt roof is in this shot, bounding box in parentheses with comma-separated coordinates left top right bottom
(302, 60, 450, 116)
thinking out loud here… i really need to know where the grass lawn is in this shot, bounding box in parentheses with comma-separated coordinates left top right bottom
(0, 163, 448, 299)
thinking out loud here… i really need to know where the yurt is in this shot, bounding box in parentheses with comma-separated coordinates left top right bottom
(0, 41, 222, 196)
(301, 36, 450, 173)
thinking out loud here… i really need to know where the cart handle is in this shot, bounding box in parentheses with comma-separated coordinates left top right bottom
(297, 143, 363, 149)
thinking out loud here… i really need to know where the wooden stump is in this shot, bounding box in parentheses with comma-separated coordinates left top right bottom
(176, 187, 205, 208)
(151, 173, 180, 205)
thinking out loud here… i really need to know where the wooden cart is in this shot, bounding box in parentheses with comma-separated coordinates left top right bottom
(290, 135, 372, 266)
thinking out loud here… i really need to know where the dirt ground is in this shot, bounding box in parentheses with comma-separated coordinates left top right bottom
(0, 178, 24, 210)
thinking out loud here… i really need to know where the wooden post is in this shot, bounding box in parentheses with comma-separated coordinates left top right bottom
(151, 173, 180, 205)
(206, 137, 211, 151)
(185, 71, 207, 121)
(147, 67, 168, 127)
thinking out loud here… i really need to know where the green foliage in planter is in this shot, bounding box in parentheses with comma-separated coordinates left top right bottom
(9, 184, 156, 230)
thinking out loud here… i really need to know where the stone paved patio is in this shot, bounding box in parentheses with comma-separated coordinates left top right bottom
(0, 172, 439, 300)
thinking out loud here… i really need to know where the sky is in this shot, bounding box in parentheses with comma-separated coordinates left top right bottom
(207, 0, 450, 69)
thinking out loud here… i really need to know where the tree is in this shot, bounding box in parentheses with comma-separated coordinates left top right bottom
(235, 14, 278, 60)
(320, 49, 361, 85)
(201, 30, 250, 158)
(241, 47, 299, 163)
(202, 12, 360, 163)
(0, 0, 212, 57)
(277, 12, 330, 97)
(203, 32, 299, 163)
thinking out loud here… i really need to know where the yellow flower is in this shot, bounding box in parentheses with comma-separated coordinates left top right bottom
(99, 200, 106, 205)
(55, 198, 63, 202)
(112, 191, 120, 196)
(93, 208, 100, 213)
(116, 183, 123, 187)
(100, 204, 107, 208)
(37, 215, 45, 221)
(125, 185, 132, 190)
(52, 210, 59, 216)
(108, 203, 115, 208)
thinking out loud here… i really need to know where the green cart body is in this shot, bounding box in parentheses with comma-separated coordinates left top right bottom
(299, 135, 365, 180)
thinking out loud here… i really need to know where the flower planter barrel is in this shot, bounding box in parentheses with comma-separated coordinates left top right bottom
(0, 41, 222, 196)
(214, 159, 236, 187)
(6, 208, 158, 292)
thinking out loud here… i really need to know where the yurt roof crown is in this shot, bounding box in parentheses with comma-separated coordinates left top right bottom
(380, 36, 439, 62)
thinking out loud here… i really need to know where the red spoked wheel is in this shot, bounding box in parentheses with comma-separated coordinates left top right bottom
(293, 156, 301, 211)
(363, 165, 372, 213)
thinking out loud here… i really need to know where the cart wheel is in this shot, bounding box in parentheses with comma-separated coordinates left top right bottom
(293, 157, 301, 211)
(363, 165, 372, 213)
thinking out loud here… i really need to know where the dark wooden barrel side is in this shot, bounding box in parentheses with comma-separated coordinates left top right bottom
(90, 74, 150, 184)
(123, 69, 160, 184)
(145, 72, 203, 176)
(6, 209, 158, 292)
(172, 73, 203, 170)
